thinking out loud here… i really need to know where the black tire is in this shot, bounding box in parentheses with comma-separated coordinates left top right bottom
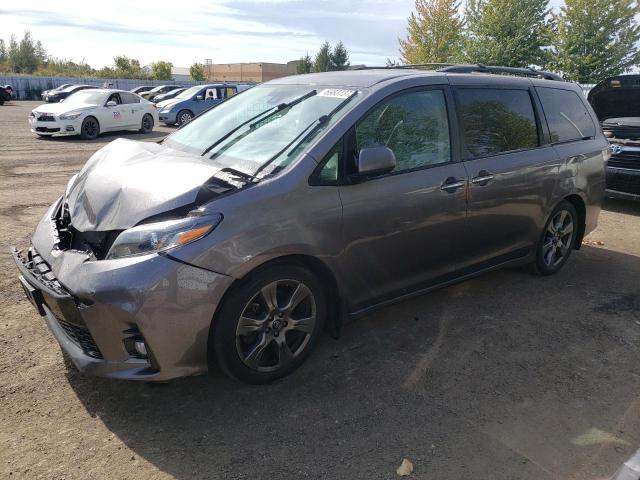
(212, 263, 326, 384)
(80, 116, 100, 140)
(176, 109, 193, 126)
(139, 113, 154, 133)
(530, 200, 578, 275)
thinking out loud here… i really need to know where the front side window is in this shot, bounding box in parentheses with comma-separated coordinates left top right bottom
(121, 92, 140, 104)
(456, 88, 538, 159)
(536, 87, 596, 143)
(355, 89, 451, 173)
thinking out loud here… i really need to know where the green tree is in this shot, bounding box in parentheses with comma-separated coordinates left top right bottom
(151, 61, 173, 80)
(313, 41, 332, 72)
(8, 31, 39, 73)
(190, 62, 206, 81)
(330, 41, 350, 70)
(462, 0, 551, 67)
(399, 0, 464, 64)
(549, 0, 640, 83)
(0, 39, 6, 63)
(296, 53, 313, 74)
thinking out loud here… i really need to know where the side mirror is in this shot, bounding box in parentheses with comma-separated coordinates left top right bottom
(106, 100, 117, 107)
(357, 146, 396, 176)
(196, 95, 204, 101)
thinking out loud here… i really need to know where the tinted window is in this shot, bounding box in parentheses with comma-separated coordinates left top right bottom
(456, 88, 538, 158)
(356, 89, 451, 173)
(536, 87, 596, 143)
(121, 92, 140, 104)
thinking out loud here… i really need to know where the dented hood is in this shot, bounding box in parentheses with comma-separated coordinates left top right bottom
(66, 138, 223, 232)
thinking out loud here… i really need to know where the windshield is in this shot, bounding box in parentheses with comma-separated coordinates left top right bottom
(175, 86, 202, 100)
(149, 86, 166, 93)
(164, 84, 362, 177)
(63, 91, 105, 105)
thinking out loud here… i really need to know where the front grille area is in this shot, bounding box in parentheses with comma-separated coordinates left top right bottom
(17, 248, 67, 296)
(603, 125, 640, 140)
(608, 152, 640, 170)
(35, 127, 60, 133)
(57, 318, 103, 359)
(37, 114, 55, 122)
(607, 171, 640, 196)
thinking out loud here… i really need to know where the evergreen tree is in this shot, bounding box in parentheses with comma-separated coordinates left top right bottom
(399, 0, 464, 64)
(0, 39, 6, 63)
(8, 31, 39, 73)
(549, 0, 640, 83)
(313, 42, 332, 72)
(296, 53, 313, 74)
(330, 41, 350, 70)
(462, 0, 551, 67)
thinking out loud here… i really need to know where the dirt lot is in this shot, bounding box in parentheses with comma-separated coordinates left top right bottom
(1, 100, 639, 480)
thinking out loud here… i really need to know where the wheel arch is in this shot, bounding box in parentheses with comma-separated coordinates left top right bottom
(562, 194, 586, 249)
(210, 254, 344, 346)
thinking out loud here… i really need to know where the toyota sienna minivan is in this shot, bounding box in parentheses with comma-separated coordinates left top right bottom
(13, 65, 608, 384)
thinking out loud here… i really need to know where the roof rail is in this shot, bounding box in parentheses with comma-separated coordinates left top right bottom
(352, 63, 563, 81)
(438, 64, 563, 81)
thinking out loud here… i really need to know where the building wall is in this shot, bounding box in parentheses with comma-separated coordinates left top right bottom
(205, 62, 298, 83)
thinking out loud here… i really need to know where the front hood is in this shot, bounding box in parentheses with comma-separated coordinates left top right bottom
(588, 75, 640, 121)
(66, 138, 225, 232)
(602, 117, 640, 128)
(34, 103, 96, 115)
(157, 98, 180, 110)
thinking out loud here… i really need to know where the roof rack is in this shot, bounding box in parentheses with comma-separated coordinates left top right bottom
(352, 63, 563, 81)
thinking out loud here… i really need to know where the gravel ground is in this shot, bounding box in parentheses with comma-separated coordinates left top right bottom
(1, 101, 639, 480)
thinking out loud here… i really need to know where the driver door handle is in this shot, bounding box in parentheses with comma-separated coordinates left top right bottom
(440, 177, 466, 193)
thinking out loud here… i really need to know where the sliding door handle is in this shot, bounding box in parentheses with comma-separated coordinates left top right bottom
(471, 171, 494, 186)
(440, 177, 466, 193)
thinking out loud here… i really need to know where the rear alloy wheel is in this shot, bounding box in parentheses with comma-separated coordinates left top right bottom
(176, 110, 193, 126)
(212, 264, 326, 384)
(531, 200, 577, 275)
(80, 116, 100, 140)
(139, 113, 154, 133)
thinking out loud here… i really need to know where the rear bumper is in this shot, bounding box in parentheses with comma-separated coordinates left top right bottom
(12, 205, 234, 381)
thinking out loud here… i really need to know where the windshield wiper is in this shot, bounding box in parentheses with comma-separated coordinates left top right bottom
(253, 90, 358, 178)
(202, 90, 317, 157)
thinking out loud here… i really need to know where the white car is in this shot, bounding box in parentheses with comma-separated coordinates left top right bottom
(29, 89, 159, 139)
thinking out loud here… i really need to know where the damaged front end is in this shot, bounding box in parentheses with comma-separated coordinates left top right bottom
(12, 138, 243, 380)
(588, 75, 640, 200)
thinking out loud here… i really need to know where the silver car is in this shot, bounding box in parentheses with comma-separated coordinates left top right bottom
(13, 66, 609, 384)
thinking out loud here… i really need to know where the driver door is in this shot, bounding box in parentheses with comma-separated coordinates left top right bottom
(97, 93, 130, 131)
(337, 86, 469, 310)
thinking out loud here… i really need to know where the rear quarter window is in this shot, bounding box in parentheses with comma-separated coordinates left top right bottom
(455, 88, 539, 159)
(536, 87, 596, 143)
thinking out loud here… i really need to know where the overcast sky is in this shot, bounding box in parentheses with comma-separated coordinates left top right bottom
(1, 0, 568, 69)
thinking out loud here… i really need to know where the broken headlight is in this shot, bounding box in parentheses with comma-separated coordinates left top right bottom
(105, 213, 222, 260)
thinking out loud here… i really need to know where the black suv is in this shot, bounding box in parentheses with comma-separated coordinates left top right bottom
(588, 75, 640, 200)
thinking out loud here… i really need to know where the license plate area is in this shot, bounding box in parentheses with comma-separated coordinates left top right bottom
(19, 275, 45, 316)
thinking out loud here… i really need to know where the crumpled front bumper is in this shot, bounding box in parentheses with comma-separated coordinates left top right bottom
(12, 202, 234, 381)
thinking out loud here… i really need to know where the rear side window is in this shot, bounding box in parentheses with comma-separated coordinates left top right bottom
(536, 87, 596, 143)
(356, 89, 451, 173)
(121, 92, 140, 104)
(456, 88, 538, 159)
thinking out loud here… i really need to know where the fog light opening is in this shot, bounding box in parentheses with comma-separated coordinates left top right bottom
(134, 340, 147, 357)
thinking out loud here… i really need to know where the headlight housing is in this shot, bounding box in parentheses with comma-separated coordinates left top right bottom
(59, 111, 83, 120)
(106, 213, 222, 260)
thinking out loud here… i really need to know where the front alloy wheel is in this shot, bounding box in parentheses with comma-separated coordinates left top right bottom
(236, 280, 316, 372)
(212, 264, 325, 384)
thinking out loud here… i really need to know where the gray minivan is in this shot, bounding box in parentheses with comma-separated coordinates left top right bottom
(13, 65, 608, 384)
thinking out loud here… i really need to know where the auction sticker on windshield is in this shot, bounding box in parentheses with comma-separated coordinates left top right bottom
(318, 89, 355, 99)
